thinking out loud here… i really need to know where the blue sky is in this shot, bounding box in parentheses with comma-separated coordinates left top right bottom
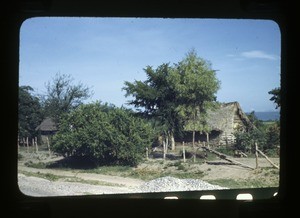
(19, 17, 281, 112)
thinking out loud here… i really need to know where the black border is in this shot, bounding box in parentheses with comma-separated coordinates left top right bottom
(2, 0, 297, 217)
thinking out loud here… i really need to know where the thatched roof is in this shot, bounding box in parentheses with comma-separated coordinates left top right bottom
(35, 117, 58, 132)
(185, 101, 254, 133)
(207, 102, 253, 132)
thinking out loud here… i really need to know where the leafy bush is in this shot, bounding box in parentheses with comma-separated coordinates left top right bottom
(264, 121, 280, 150)
(234, 120, 280, 154)
(234, 128, 266, 153)
(52, 102, 155, 166)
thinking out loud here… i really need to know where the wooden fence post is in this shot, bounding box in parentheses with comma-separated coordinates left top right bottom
(35, 137, 38, 153)
(146, 147, 149, 160)
(182, 141, 186, 163)
(257, 148, 279, 169)
(206, 132, 210, 148)
(46, 136, 51, 157)
(255, 142, 259, 169)
(193, 146, 196, 163)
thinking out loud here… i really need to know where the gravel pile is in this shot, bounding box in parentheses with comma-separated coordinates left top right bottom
(136, 176, 227, 193)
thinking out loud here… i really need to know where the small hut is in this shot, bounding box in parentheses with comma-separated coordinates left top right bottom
(35, 117, 58, 143)
(207, 102, 254, 145)
(183, 102, 254, 146)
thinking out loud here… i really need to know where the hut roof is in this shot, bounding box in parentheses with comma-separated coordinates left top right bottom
(207, 101, 253, 132)
(184, 101, 254, 132)
(35, 117, 58, 131)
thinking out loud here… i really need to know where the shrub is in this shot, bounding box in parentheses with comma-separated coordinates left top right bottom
(264, 121, 280, 150)
(52, 102, 155, 166)
(234, 129, 266, 153)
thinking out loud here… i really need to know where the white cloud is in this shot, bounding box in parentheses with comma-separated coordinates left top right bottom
(226, 54, 236, 57)
(241, 50, 278, 60)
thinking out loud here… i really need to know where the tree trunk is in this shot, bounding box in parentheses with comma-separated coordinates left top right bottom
(192, 108, 196, 149)
(206, 132, 209, 147)
(170, 132, 175, 151)
(163, 140, 166, 160)
(192, 131, 195, 148)
(26, 137, 29, 153)
(146, 147, 149, 160)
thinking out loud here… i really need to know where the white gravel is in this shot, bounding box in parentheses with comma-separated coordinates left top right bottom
(136, 176, 227, 193)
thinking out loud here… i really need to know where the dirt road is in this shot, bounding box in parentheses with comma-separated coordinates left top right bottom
(18, 173, 136, 196)
(18, 165, 144, 187)
(18, 164, 144, 196)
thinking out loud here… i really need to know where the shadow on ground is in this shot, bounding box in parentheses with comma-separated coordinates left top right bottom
(46, 156, 98, 169)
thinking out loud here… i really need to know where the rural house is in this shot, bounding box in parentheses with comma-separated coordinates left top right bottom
(183, 102, 254, 146)
(35, 117, 58, 143)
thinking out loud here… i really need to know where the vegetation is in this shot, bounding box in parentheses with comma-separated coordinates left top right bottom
(268, 87, 281, 109)
(18, 86, 44, 143)
(18, 50, 281, 193)
(43, 73, 93, 124)
(207, 172, 279, 189)
(51, 102, 155, 166)
(233, 86, 280, 155)
(19, 51, 280, 167)
(123, 50, 220, 150)
(234, 111, 280, 155)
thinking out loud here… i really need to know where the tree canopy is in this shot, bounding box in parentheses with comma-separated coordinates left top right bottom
(174, 50, 220, 146)
(268, 87, 281, 109)
(123, 50, 220, 148)
(18, 86, 44, 141)
(43, 73, 93, 124)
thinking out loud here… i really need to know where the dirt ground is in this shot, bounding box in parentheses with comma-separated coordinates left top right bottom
(137, 157, 279, 188)
(18, 147, 280, 193)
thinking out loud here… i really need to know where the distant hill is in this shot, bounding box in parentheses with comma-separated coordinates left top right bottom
(246, 111, 280, 121)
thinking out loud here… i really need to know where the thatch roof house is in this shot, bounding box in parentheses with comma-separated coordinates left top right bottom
(35, 117, 58, 142)
(183, 102, 254, 146)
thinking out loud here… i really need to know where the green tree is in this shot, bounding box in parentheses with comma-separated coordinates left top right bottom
(247, 111, 264, 128)
(234, 111, 279, 153)
(234, 128, 267, 153)
(265, 121, 280, 151)
(267, 87, 280, 153)
(234, 88, 281, 154)
(123, 50, 220, 149)
(268, 87, 281, 109)
(174, 50, 220, 146)
(123, 63, 181, 150)
(18, 86, 44, 143)
(43, 73, 93, 124)
(52, 102, 154, 166)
